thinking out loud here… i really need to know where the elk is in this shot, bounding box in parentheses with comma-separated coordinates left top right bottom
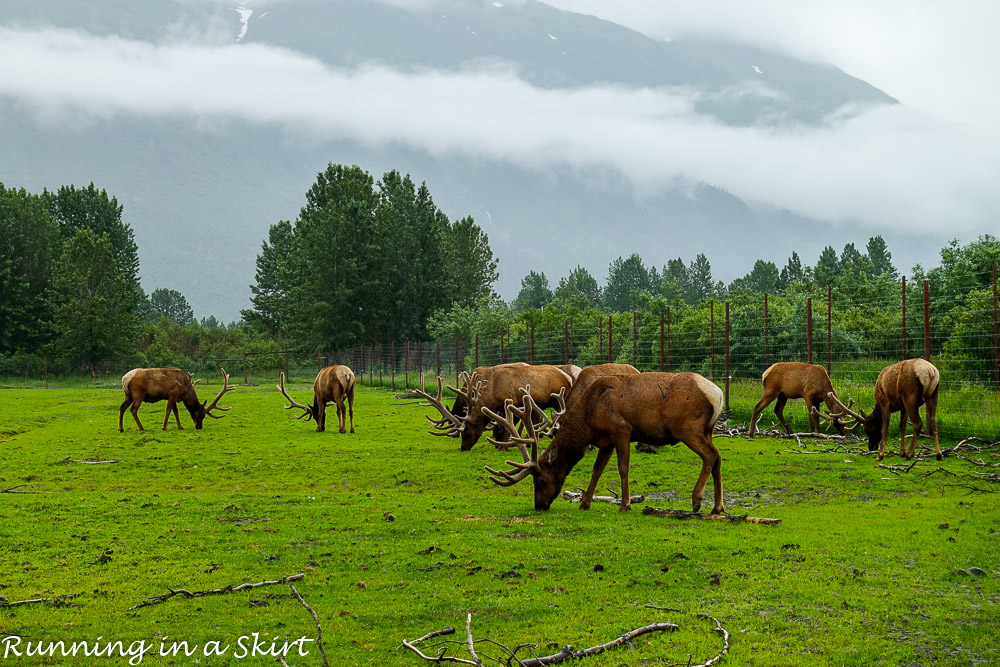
(485, 372, 725, 514)
(449, 362, 528, 418)
(414, 364, 574, 450)
(820, 358, 941, 461)
(565, 363, 638, 410)
(277, 365, 356, 433)
(748, 362, 846, 437)
(119, 367, 236, 432)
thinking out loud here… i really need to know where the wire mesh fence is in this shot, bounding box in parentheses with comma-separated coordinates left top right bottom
(3, 271, 999, 439)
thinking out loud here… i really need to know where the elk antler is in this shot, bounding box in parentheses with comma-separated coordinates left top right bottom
(482, 395, 539, 486)
(409, 375, 467, 436)
(204, 368, 236, 418)
(812, 392, 867, 431)
(277, 372, 314, 421)
(518, 385, 567, 438)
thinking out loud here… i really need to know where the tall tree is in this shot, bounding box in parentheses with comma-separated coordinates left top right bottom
(864, 235, 897, 280)
(779, 251, 807, 287)
(48, 228, 140, 365)
(660, 258, 691, 306)
(149, 288, 195, 326)
(242, 219, 294, 337)
(814, 245, 840, 286)
(687, 253, 715, 304)
(45, 183, 142, 301)
(728, 259, 780, 294)
(441, 215, 498, 309)
(604, 253, 654, 311)
(0, 184, 60, 353)
(513, 270, 553, 312)
(553, 265, 601, 308)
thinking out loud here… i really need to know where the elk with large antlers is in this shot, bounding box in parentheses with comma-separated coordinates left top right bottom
(448, 362, 528, 419)
(119, 367, 236, 432)
(485, 372, 725, 513)
(819, 358, 941, 461)
(411, 364, 574, 450)
(277, 365, 356, 433)
(748, 362, 847, 437)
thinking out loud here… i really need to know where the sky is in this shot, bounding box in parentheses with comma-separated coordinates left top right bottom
(2, 0, 999, 305)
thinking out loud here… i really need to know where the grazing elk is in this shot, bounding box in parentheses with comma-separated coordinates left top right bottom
(277, 365, 356, 433)
(820, 358, 941, 461)
(119, 367, 236, 432)
(485, 372, 725, 513)
(449, 362, 528, 418)
(415, 364, 574, 450)
(748, 362, 846, 437)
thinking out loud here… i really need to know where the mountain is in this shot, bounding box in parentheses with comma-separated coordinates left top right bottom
(0, 0, 906, 321)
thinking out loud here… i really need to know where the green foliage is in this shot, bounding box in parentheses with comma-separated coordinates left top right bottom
(603, 253, 655, 311)
(47, 228, 141, 365)
(513, 270, 553, 312)
(148, 287, 195, 326)
(553, 264, 602, 308)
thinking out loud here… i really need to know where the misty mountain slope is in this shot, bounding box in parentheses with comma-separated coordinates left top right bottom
(0, 0, 916, 321)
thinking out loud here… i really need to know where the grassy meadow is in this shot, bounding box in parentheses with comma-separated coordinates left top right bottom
(1, 379, 999, 666)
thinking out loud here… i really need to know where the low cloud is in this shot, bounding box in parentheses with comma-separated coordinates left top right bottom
(1, 26, 997, 237)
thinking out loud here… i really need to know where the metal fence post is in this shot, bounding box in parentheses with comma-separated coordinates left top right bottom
(666, 307, 672, 372)
(632, 311, 637, 368)
(608, 315, 613, 363)
(901, 276, 907, 360)
(923, 280, 931, 362)
(724, 302, 730, 412)
(564, 320, 569, 365)
(806, 298, 813, 365)
(764, 292, 770, 369)
(994, 264, 999, 389)
(659, 311, 664, 372)
(710, 300, 715, 381)
(827, 284, 832, 375)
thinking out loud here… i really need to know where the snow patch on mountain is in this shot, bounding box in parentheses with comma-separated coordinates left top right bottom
(233, 7, 252, 42)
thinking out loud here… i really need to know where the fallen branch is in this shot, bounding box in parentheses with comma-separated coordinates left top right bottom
(400, 616, 678, 666)
(643, 506, 781, 525)
(692, 614, 731, 667)
(58, 457, 122, 464)
(0, 485, 40, 494)
(126, 573, 304, 610)
(560, 491, 645, 505)
(0, 597, 51, 608)
(288, 582, 329, 667)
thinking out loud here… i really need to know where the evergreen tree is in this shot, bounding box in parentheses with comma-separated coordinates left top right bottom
(149, 288, 195, 326)
(728, 259, 780, 294)
(814, 245, 840, 286)
(864, 235, 897, 279)
(660, 258, 691, 306)
(513, 270, 553, 311)
(0, 184, 60, 353)
(779, 251, 807, 288)
(604, 253, 654, 312)
(441, 215, 498, 310)
(44, 183, 142, 302)
(553, 265, 602, 308)
(242, 220, 294, 337)
(48, 228, 140, 365)
(687, 253, 714, 304)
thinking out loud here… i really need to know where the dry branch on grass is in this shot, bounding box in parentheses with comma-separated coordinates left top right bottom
(400, 614, 680, 666)
(0, 597, 51, 608)
(58, 457, 122, 464)
(0, 485, 40, 494)
(642, 506, 782, 525)
(126, 573, 305, 610)
(560, 490, 645, 506)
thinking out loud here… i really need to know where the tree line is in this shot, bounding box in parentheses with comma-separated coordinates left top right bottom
(2, 165, 999, 382)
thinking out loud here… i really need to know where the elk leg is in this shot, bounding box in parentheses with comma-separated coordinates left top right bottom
(902, 402, 923, 460)
(748, 393, 776, 438)
(172, 403, 183, 430)
(614, 437, 632, 512)
(119, 398, 131, 432)
(877, 405, 891, 461)
(579, 446, 615, 511)
(692, 440, 723, 514)
(161, 400, 175, 430)
(347, 392, 355, 434)
(316, 401, 326, 432)
(898, 406, 911, 459)
(773, 395, 792, 435)
(129, 401, 145, 431)
(335, 398, 346, 433)
(926, 392, 942, 460)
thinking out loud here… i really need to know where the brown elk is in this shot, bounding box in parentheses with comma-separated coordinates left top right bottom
(277, 365, 356, 433)
(415, 364, 574, 450)
(485, 372, 725, 513)
(449, 362, 528, 418)
(820, 358, 941, 461)
(748, 362, 846, 437)
(118, 367, 236, 432)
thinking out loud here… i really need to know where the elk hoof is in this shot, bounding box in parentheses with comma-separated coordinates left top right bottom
(619, 503, 630, 513)
(937, 453, 943, 461)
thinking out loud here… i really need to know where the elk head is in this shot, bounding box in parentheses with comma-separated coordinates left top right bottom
(405, 372, 482, 438)
(814, 393, 878, 449)
(191, 368, 236, 428)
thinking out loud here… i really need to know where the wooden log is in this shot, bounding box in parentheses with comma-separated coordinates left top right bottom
(642, 506, 781, 525)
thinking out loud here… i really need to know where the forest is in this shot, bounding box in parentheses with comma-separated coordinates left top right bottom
(2, 164, 999, 388)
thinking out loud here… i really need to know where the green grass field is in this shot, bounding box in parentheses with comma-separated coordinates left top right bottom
(1, 382, 998, 666)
